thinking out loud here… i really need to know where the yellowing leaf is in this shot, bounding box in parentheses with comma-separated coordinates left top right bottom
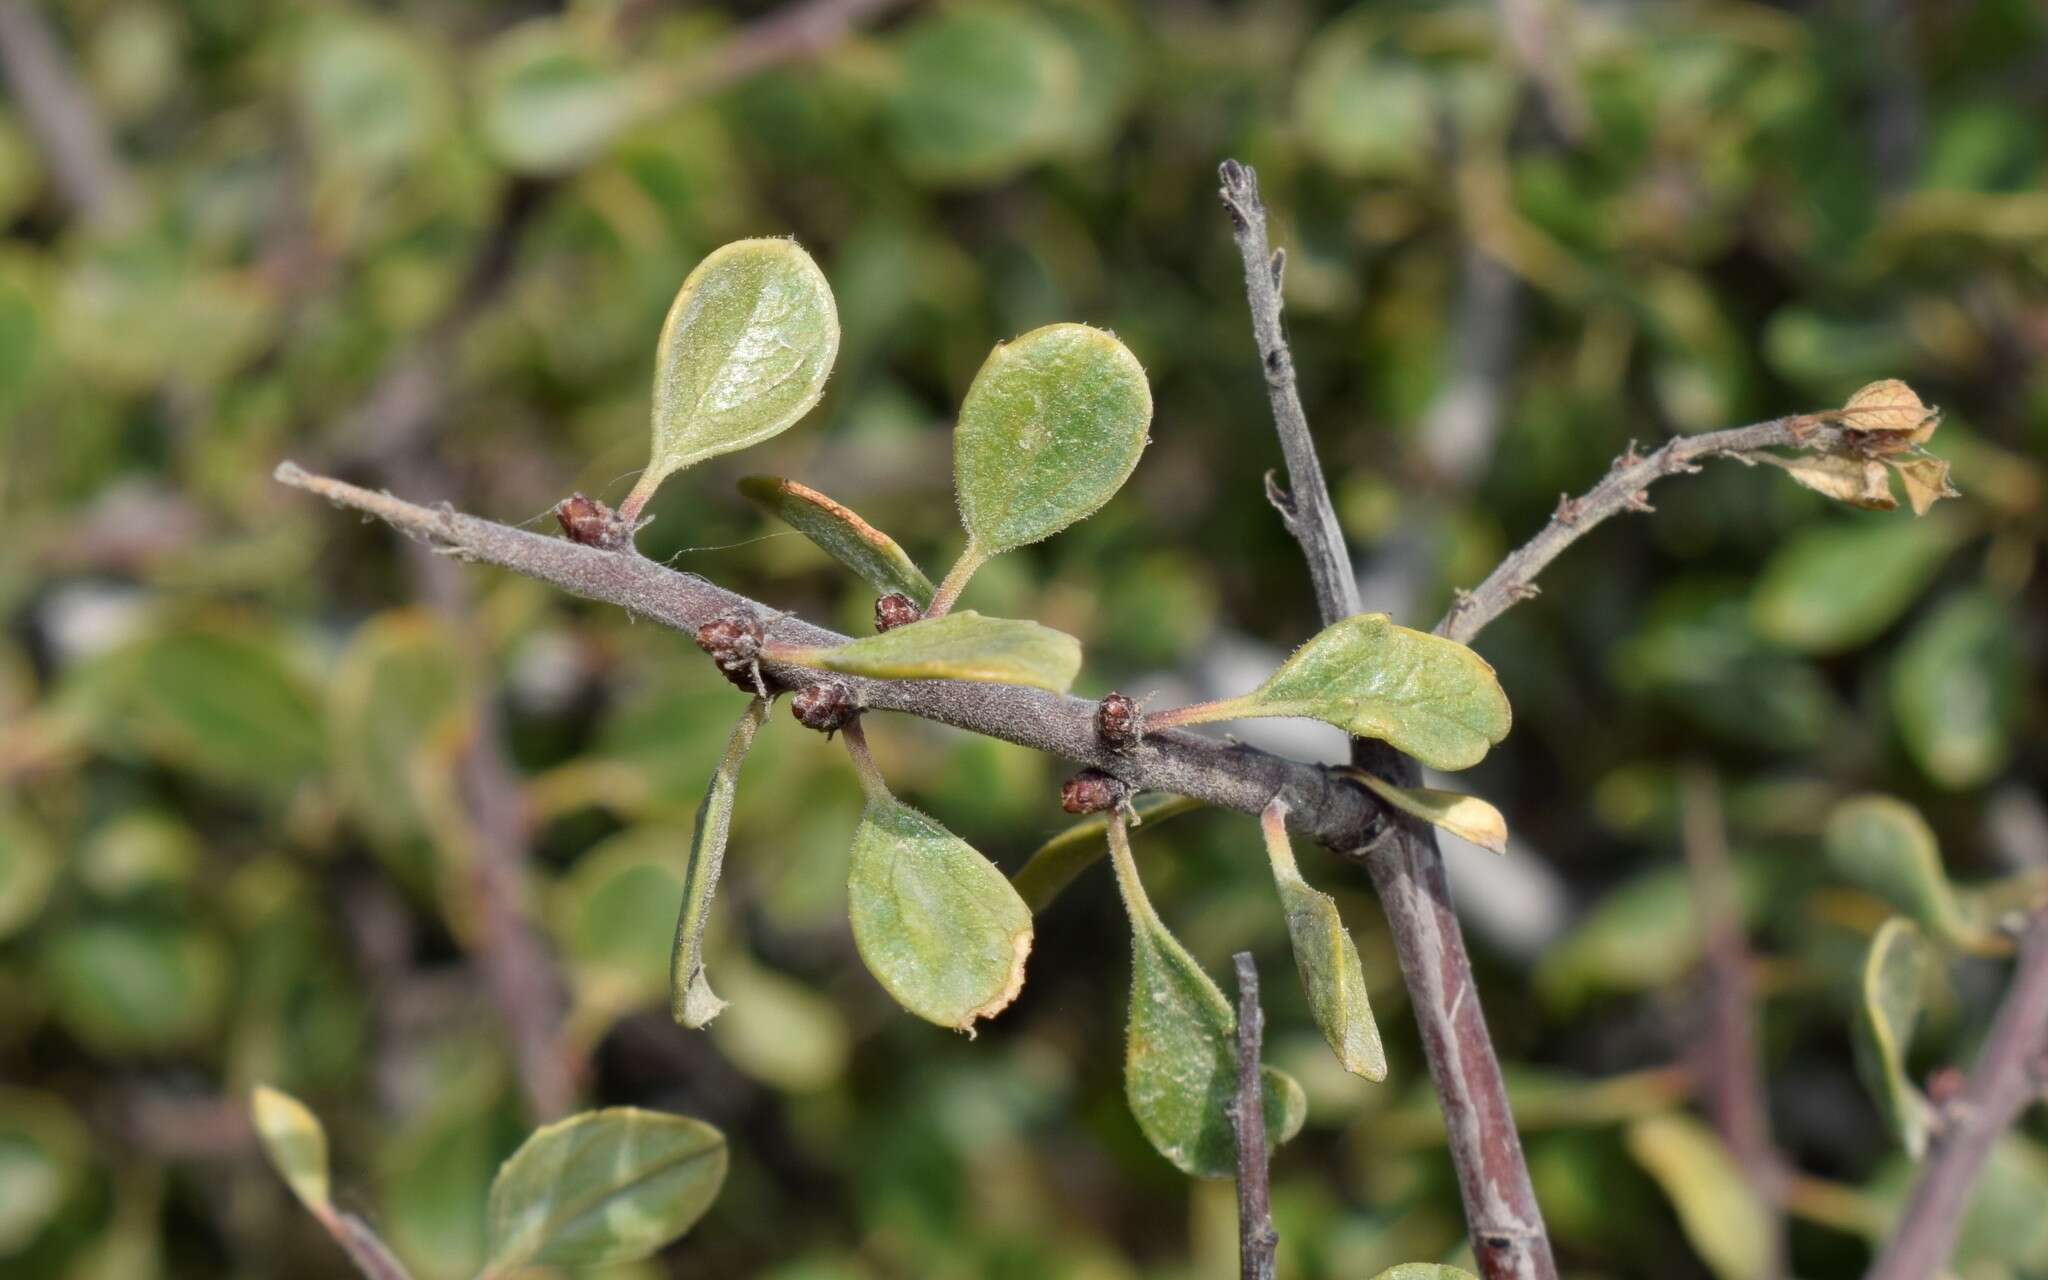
(1839, 378, 1938, 442)
(1889, 452, 1960, 516)
(778, 611, 1082, 693)
(1262, 804, 1386, 1080)
(1351, 772, 1508, 854)
(1856, 918, 1935, 1158)
(738, 476, 933, 607)
(847, 795, 1033, 1030)
(670, 699, 768, 1029)
(1108, 817, 1307, 1177)
(1625, 1112, 1776, 1280)
(1011, 793, 1203, 913)
(1370, 1268, 1480, 1280)
(621, 239, 840, 519)
(1825, 795, 2005, 955)
(1156, 614, 1510, 772)
(484, 1108, 726, 1269)
(250, 1085, 330, 1212)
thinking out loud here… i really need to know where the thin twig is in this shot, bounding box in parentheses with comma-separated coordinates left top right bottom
(1865, 908, 2048, 1280)
(1230, 952, 1277, 1280)
(1678, 763, 1784, 1277)
(0, 0, 135, 230)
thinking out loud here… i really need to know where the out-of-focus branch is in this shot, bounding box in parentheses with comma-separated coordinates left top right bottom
(1865, 909, 2048, 1280)
(0, 0, 135, 230)
(1230, 951, 1277, 1280)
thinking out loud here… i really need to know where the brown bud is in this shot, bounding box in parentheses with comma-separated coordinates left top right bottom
(1061, 768, 1126, 815)
(874, 593, 921, 632)
(1096, 691, 1140, 752)
(791, 682, 856, 734)
(1926, 1065, 1965, 1109)
(694, 610, 765, 692)
(554, 493, 630, 550)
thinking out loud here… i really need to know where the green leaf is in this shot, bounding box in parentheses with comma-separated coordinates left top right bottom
(884, 2, 1082, 186)
(1624, 1113, 1777, 1280)
(671, 699, 768, 1029)
(1369, 1268, 1480, 1280)
(477, 21, 646, 175)
(1351, 772, 1508, 854)
(846, 795, 1034, 1030)
(1262, 807, 1386, 1080)
(1107, 819, 1306, 1177)
(705, 958, 852, 1094)
(41, 919, 229, 1054)
(947, 322, 1151, 585)
(781, 611, 1082, 693)
(1294, 14, 1438, 181)
(484, 1108, 727, 1269)
(0, 1088, 89, 1255)
(738, 475, 934, 607)
(622, 239, 840, 517)
(1011, 793, 1204, 913)
(0, 807, 56, 941)
(1165, 614, 1510, 772)
(1750, 513, 1961, 654)
(250, 1085, 331, 1212)
(1855, 918, 1935, 1159)
(1890, 591, 2022, 790)
(1824, 794, 2004, 954)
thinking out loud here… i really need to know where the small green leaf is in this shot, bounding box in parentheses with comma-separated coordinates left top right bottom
(671, 699, 769, 1029)
(1011, 793, 1203, 913)
(1824, 794, 2004, 954)
(940, 322, 1151, 604)
(1624, 1113, 1777, 1280)
(883, 2, 1082, 186)
(1369, 1267, 1480, 1280)
(1107, 818, 1307, 1177)
(621, 239, 840, 518)
(484, 1108, 727, 1269)
(478, 21, 646, 175)
(42, 919, 229, 1054)
(250, 1086, 330, 1213)
(1162, 614, 1510, 772)
(0, 807, 57, 941)
(738, 475, 933, 607)
(1890, 591, 2022, 790)
(1856, 918, 1935, 1158)
(847, 795, 1034, 1030)
(1751, 513, 1961, 654)
(781, 611, 1082, 693)
(1263, 805, 1386, 1080)
(1351, 772, 1508, 854)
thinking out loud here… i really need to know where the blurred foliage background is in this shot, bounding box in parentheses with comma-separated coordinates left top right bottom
(2, 0, 2046, 1277)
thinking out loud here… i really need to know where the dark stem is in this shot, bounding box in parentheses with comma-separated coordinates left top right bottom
(1864, 909, 2048, 1280)
(0, 0, 135, 229)
(1230, 951, 1277, 1280)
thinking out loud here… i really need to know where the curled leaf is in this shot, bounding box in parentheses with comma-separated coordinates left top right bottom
(1108, 817, 1306, 1176)
(1349, 771, 1507, 854)
(1262, 803, 1387, 1080)
(250, 1085, 330, 1212)
(847, 795, 1033, 1030)
(1011, 792, 1203, 913)
(621, 239, 840, 519)
(1748, 451, 1897, 511)
(1856, 917, 1935, 1158)
(1888, 452, 1959, 516)
(670, 698, 769, 1029)
(738, 476, 934, 607)
(1824, 794, 2005, 955)
(1155, 614, 1510, 772)
(484, 1108, 727, 1269)
(775, 611, 1082, 693)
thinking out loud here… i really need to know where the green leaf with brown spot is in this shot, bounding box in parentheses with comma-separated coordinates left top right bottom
(779, 611, 1082, 693)
(738, 475, 933, 607)
(670, 698, 768, 1029)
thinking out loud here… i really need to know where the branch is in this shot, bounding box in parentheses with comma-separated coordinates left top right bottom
(272, 463, 1391, 848)
(1231, 952, 1277, 1280)
(0, 0, 135, 230)
(1865, 908, 2048, 1280)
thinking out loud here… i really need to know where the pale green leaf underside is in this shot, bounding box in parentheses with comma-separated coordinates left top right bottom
(789, 611, 1082, 693)
(1011, 793, 1204, 913)
(1352, 771, 1507, 854)
(955, 322, 1153, 555)
(848, 797, 1033, 1030)
(1109, 825, 1306, 1177)
(484, 1107, 727, 1269)
(1857, 917, 1934, 1158)
(250, 1085, 330, 1212)
(1265, 832, 1387, 1081)
(670, 698, 769, 1029)
(738, 475, 934, 607)
(1624, 1112, 1777, 1280)
(1824, 794, 2005, 954)
(637, 238, 839, 503)
(1219, 614, 1510, 771)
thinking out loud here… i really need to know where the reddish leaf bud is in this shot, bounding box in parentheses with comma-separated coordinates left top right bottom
(791, 682, 856, 734)
(694, 610, 765, 692)
(1096, 691, 1140, 752)
(874, 593, 921, 632)
(1061, 768, 1125, 815)
(554, 493, 631, 550)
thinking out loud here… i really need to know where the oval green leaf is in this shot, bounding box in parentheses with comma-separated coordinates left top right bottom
(1262, 808, 1387, 1081)
(1824, 794, 2004, 954)
(847, 796, 1033, 1030)
(1108, 819, 1306, 1176)
(477, 20, 646, 176)
(781, 611, 1082, 693)
(1856, 917, 1935, 1158)
(671, 698, 769, 1029)
(0, 807, 57, 941)
(738, 475, 934, 607)
(1011, 792, 1204, 913)
(622, 239, 840, 518)
(1750, 513, 1961, 654)
(1890, 591, 2021, 790)
(484, 1107, 728, 1269)
(250, 1085, 330, 1212)
(1624, 1112, 1777, 1280)
(954, 322, 1152, 558)
(1352, 772, 1508, 854)
(1166, 614, 1510, 771)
